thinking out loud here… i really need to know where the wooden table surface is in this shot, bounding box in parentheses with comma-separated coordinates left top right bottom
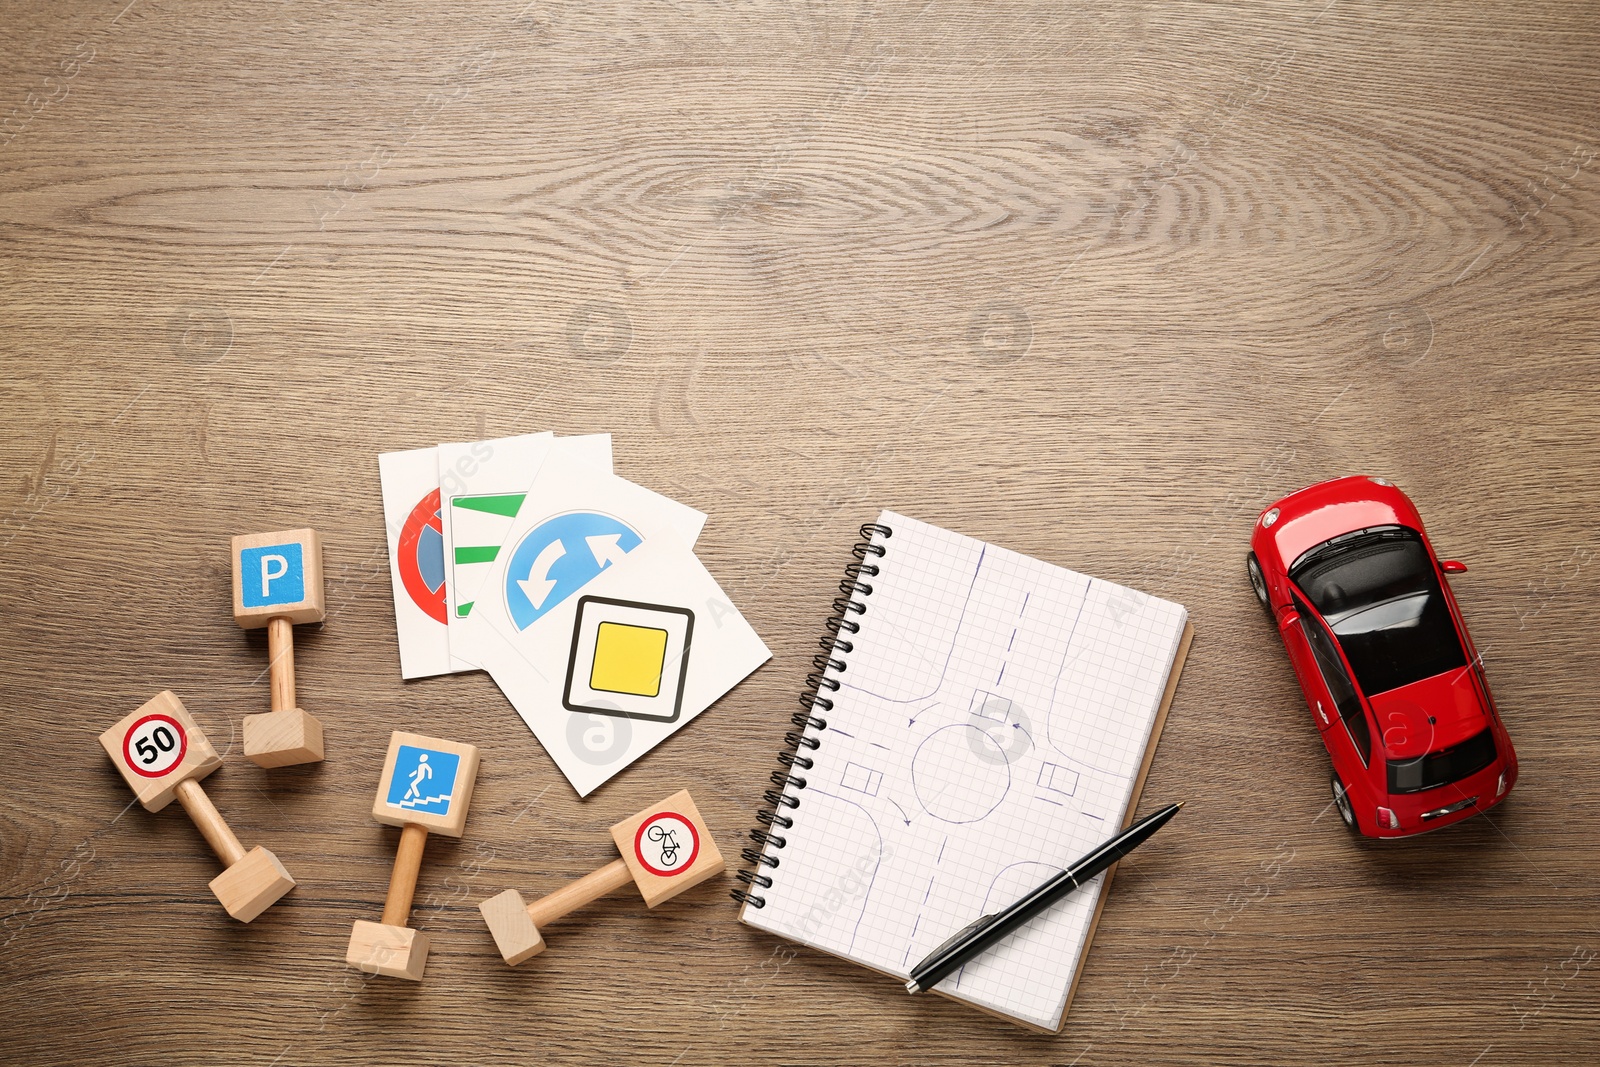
(3, 1, 1597, 1064)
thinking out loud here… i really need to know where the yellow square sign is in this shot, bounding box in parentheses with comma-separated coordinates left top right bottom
(590, 622, 668, 697)
(564, 596, 694, 723)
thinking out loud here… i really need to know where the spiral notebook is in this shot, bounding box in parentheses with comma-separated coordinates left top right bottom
(735, 512, 1192, 1032)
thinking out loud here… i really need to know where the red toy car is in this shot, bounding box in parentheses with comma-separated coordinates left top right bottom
(1248, 476, 1517, 837)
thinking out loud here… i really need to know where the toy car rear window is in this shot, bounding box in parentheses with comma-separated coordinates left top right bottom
(1387, 728, 1497, 794)
(1290, 527, 1467, 695)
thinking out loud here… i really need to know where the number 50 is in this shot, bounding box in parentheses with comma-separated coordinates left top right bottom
(136, 725, 177, 764)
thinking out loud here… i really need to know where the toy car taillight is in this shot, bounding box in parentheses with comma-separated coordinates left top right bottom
(1376, 806, 1400, 830)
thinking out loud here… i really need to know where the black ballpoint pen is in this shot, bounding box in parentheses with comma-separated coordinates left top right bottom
(905, 801, 1184, 994)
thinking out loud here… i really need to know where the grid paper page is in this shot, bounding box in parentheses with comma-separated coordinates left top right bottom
(741, 511, 1187, 1030)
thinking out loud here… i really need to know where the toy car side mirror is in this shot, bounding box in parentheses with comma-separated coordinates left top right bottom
(1278, 608, 1300, 628)
(1441, 560, 1468, 574)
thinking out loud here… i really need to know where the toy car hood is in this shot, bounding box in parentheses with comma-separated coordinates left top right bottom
(1265, 477, 1426, 567)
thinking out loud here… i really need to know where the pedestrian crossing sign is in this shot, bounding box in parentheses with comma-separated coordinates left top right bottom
(371, 731, 481, 838)
(385, 745, 460, 817)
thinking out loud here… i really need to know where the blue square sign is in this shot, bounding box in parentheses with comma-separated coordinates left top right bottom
(240, 542, 306, 608)
(385, 745, 461, 816)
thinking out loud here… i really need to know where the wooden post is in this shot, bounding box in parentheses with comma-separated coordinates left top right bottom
(524, 858, 633, 929)
(267, 615, 296, 713)
(380, 823, 428, 927)
(100, 691, 296, 923)
(232, 529, 326, 767)
(479, 790, 725, 966)
(174, 779, 247, 867)
(347, 732, 480, 982)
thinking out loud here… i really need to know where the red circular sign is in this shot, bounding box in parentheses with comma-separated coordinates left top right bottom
(122, 713, 188, 778)
(398, 487, 448, 624)
(633, 812, 700, 877)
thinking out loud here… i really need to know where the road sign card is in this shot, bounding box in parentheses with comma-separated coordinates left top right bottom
(466, 533, 770, 798)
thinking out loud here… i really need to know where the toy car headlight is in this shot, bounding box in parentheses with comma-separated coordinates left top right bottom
(1369, 476, 1394, 486)
(1261, 507, 1280, 528)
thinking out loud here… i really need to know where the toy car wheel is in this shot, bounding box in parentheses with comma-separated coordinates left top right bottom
(1246, 552, 1269, 609)
(1330, 773, 1358, 833)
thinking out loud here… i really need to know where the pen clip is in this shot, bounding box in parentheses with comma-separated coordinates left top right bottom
(910, 911, 1000, 976)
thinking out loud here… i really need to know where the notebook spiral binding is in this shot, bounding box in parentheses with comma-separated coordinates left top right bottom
(732, 522, 892, 908)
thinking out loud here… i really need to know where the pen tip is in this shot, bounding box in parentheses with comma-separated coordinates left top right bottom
(1175, 800, 1186, 810)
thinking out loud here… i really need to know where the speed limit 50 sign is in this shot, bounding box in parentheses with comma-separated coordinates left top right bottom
(123, 713, 188, 777)
(99, 691, 223, 811)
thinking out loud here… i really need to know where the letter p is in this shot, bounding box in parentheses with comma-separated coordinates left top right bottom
(260, 553, 289, 596)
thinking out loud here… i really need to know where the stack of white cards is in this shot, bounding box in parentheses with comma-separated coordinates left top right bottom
(378, 432, 770, 796)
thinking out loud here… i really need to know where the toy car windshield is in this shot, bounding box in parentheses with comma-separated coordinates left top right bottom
(1289, 526, 1467, 694)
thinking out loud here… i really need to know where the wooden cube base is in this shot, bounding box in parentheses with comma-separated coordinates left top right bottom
(209, 845, 295, 922)
(243, 708, 324, 767)
(479, 889, 546, 965)
(347, 920, 430, 981)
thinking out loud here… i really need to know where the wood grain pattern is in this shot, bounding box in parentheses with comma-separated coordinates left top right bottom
(2, 0, 1598, 1063)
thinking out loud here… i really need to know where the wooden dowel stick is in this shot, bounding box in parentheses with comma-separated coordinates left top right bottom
(267, 615, 295, 713)
(175, 779, 247, 867)
(382, 823, 428, 926)
(524, 858, 633, 929)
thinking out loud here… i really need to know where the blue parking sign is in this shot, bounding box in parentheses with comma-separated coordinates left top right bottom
(240, 542, 306, 608)
(385, 745, 461, 816)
